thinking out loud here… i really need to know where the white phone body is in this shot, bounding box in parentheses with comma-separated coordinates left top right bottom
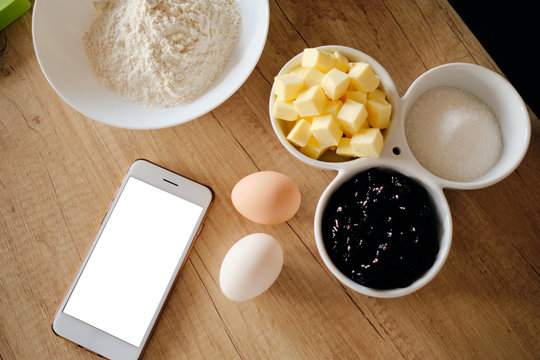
(52, 159, 213, 359)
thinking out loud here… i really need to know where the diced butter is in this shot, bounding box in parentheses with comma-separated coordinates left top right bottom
(301, 48, 335, 73)
(336, 137, 357, 158)
(310, 114, 343, 148)
(294, 85, 328, 117)
(303, 67, 325, 87)
(322, 100, 343, 118)
(287, 67, 323, 87)
(301, 136, 327, 159)
(287, 119, 312, 147)
(272, 98, 298, 121)
(276, 49, 390, 160)
(333, 51, 350, 73)
(322, 68, 349, 100)
(348, 62, 380, 92)
(342, 90, 367, 105)
(366, 98, 392, 129)
(337, 99, 368, 136)
(350, 128, 383, 158)
(288, 66, 308, 78)
(367, 88, 386, 101)
(273, 73, 304, 101)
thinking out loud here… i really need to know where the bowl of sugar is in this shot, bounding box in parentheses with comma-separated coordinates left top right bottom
(32, 0, 269, 129)
(400, 63, 531, 189)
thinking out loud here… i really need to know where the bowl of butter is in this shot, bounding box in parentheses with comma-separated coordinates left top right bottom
(269, 45, 399, 171)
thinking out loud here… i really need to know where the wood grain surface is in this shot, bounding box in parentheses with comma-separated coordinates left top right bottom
(1, 1, 539, 359)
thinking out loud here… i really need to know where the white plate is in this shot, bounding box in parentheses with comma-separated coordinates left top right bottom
(32, 0, 269, 129)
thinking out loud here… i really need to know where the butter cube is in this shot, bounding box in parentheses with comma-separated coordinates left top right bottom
(311, 114, 343, 148)
(322, 68, 349, 100)
(288, 66, 308, 78)
(350, 128, 383, 158)
(301, 48, 335, 73)
(303, 67, 325, 87)
(337, 99, 368, 136)
(287, 119, 312, 147)
(272, 98, 298, 121)
(273, 73, 304, 101)
(368, 88, 386, 101)
(294, 85, 328, 117)
(342, 90, 367, 105)
(322, 100, 343, 118)
(366, 98, 392, 129)
(333, 51, 350, 73)
(348, 62, 380, 92)
(336, 137, 358, 158)
(301, 136, 327, 159)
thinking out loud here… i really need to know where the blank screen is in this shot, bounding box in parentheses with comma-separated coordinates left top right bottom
(64, 177, 203, 347)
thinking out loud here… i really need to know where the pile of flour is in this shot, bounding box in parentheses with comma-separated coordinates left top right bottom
(84, 0, 241, 107)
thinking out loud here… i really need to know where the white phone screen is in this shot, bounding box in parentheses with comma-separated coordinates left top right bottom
(63, 177, 203, 347)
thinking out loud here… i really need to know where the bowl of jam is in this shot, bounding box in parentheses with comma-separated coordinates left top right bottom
(314, 161, 452, 297)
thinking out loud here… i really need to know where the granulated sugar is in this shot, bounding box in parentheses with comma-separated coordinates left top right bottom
(405, 86, 503, 182)
(84, 0, 241, 107)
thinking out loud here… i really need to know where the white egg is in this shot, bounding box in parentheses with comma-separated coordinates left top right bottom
(220, 233, 283, 301)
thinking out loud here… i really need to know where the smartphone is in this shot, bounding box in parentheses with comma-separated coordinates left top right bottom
(52, 159, 213, 359)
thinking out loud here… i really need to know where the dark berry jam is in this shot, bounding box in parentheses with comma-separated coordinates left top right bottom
(322, 168, 439, 290)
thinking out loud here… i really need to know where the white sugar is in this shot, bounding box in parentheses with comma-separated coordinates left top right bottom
(405, 86, 503, 182)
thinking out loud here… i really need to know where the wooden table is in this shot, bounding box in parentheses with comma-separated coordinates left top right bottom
(1, 1, 539, 359)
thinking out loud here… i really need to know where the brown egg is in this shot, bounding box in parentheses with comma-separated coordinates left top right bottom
(231, 171, 301, 225)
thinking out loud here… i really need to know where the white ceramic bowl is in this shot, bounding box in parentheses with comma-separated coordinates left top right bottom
(32, 0, 269, 129)
(313, 158, 452, 298)
(270, 45, 400, 172)
(399, 63, 531, 189)
(269, 46, 531, 297)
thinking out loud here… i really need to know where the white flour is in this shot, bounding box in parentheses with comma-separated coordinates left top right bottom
(84, 0, 241, 107)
